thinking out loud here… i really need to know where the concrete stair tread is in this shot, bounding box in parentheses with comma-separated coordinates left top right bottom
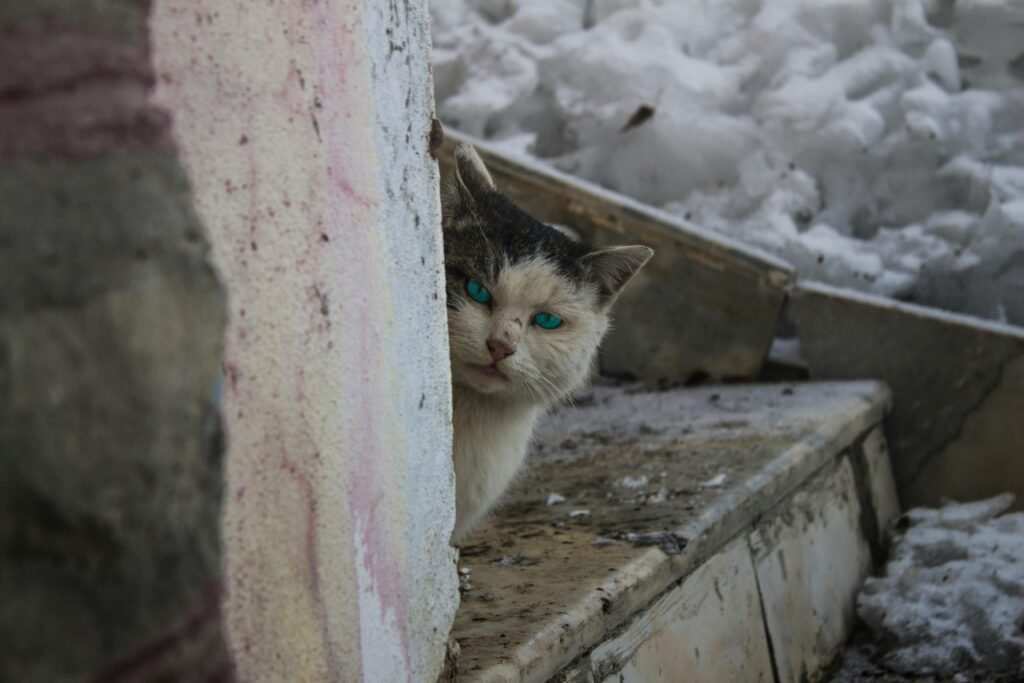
(452, 380, 891, 683)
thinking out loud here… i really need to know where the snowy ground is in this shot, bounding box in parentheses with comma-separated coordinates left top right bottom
(431, 0, 1024, 325)
(856, 494, 1024, 679)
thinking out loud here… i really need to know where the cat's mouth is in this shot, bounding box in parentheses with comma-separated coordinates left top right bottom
(469, 362, 509, 381)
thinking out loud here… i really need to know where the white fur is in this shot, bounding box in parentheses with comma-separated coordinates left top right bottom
(451, 392, 538, 541)
(449, 258, 608, 543)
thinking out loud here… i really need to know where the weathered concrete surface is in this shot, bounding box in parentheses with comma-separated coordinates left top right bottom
(450, 381, 891, 683)
(589, 538, 774, 683)
(437, 130, 793, 382)
(790, 281, 1024, 510)
(151, 1, 458, 681)
(0, 3, 229, 682)
(751, 457, 873, 683)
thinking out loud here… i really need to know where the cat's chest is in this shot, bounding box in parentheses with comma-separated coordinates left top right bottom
(452, 395, 539, 464)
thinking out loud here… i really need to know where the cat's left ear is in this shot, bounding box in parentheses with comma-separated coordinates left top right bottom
(442, 143, 496, 229)
(582, 245, 654, 306)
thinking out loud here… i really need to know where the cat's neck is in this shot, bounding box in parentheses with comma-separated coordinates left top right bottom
(452, 384, 544, 437)
(449, 384, 542, 542)
(451, 383, 539, 419)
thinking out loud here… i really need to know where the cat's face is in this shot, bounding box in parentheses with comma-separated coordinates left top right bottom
(442, 143, 652, 405)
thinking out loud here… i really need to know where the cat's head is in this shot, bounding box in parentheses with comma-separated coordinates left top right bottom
(442, 143, 653, 405)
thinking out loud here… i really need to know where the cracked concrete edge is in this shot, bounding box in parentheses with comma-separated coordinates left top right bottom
(847, 427, 902, 566)
(903, 353, 1024, 509)
(678, 382, 890, 545)
(586, 538, 774, 683)
(468, 382, 890, 683)
(749, 456, 874, 683)
(750, 533, 785, 683)
(899, 350, 1011, 487)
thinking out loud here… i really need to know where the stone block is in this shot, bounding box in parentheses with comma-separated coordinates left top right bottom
(750, 457, 873, 683)
(450, 381, 889, 683)
(790, 281, 1024, 509)
(592, 539, 774, 683)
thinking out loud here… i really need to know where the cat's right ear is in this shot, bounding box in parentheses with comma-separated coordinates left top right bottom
(443, 143, 496, 229)
(582, 245, 654, 307)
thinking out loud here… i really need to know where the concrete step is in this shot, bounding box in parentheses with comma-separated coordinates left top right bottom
(451, 381, 899, 683)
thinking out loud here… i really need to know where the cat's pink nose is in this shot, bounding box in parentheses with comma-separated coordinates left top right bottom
(486, 338, 515, 362)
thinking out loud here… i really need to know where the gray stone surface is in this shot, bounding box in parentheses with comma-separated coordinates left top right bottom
(0, 7, 229, 681)
(450, 380, 889, 683)
(790, 281, 1024, 510)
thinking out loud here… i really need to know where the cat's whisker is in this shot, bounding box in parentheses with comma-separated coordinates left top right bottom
(523, 366, 567, 405)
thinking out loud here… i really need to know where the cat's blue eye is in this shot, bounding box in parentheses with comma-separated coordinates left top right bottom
(466, 279, 492, 305)
(534, 312, 563, 330)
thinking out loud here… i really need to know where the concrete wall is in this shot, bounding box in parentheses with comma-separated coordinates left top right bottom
(151, 1, 458, 681)
(2, 1, 455, 681)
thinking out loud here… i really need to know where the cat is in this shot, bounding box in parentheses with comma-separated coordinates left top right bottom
(443, 143, 653, 543)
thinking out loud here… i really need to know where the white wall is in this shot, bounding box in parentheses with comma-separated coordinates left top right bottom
(151, 1, 458, 680)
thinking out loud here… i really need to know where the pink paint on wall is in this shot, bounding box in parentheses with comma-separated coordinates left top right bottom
(151, 0, 457, 681)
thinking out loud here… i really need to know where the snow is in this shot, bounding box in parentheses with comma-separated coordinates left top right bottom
(857, 494, 1024, 677)
(432, 0, 1024, 325)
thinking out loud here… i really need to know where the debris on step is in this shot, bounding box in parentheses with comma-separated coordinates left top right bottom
(625, 532, 688, 555)
(701, 473, 727, 488)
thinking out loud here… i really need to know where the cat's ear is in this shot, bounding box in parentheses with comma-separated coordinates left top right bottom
(582, 245, 654, 306)
(443, 143, 496, 228)
(454, 143, 495, 196)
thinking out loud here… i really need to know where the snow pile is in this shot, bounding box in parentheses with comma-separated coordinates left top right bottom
(858, 494, 1024, 677)
(432, 0, 1024, 324)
